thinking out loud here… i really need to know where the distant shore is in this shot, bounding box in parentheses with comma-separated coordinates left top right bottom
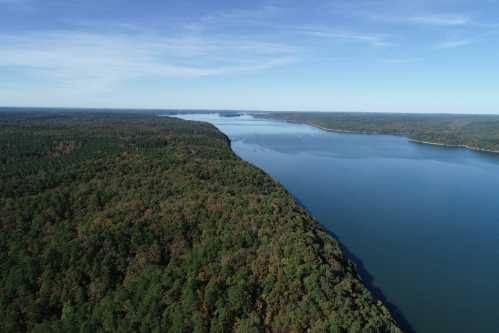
(408, 139, 499, 154)
(311, 124, 382, 135)
(307, 123, 499, 155)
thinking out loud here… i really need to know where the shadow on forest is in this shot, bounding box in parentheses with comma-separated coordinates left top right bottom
(294, 197, 416, 333)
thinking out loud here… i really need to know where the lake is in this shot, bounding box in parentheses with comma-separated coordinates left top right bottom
(171, 113, 499, 333)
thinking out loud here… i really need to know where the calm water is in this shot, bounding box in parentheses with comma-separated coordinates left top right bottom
(172, 113, 499, 333)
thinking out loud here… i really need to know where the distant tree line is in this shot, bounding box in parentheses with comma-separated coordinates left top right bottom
(258, 112, 499, 152)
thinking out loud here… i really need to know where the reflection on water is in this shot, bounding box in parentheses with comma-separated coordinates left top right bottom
(169, 113, 499, 333)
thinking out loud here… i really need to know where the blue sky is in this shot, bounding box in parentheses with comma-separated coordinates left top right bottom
(0, 0, 498, 113)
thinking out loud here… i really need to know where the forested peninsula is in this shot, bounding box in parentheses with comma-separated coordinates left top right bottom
(257, 112, 499, 153)
(0, 112, 402, 333)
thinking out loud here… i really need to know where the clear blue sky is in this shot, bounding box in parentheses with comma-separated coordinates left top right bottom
(1, 0, 498, 113)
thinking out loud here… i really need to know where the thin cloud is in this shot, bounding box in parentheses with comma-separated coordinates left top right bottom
(435, 39, 473, 49)
(381, 58, 421, 64)
(394, 15, 470, 26)
(300, 28, 394, 47)
(0, 30, 295, 90)
(370, 14, 470, 27)
(202, 3, 285, 25)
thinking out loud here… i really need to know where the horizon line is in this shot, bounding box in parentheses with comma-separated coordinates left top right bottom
(1, 106, 498, 116)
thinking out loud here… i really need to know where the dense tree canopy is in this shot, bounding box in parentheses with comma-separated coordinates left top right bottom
(0, 112, 401, 333)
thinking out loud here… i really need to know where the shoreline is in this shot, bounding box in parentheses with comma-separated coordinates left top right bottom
(213, 118, 407, 332)
(406, 139, 499, 154)
(312, 124, 383, 135)
(305, 123, 499, 155)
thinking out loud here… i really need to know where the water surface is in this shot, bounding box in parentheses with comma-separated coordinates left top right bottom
(172, 113, 499, 333)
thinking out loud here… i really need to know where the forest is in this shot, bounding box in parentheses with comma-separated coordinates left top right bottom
(0, 111, 402, 333)
(257, 112, 499, 152)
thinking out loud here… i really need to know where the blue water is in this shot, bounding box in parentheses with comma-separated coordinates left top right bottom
(171, 113, 499, 333)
